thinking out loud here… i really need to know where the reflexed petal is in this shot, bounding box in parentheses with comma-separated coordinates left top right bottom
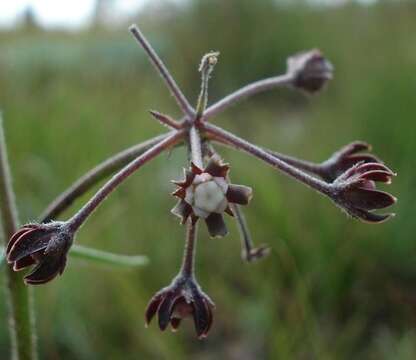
(158, 294, 179, 331)
(171, 200, 193, 224)
(205, 213, 228, 238)
(13, 255, 36, 271)
(24, 254, 66, 285)
(226, 184, 253, 205)
(360, 170, 393, 183)
(192, 294, 210, 339)
(8, 230, 50, 263)
(7, 227, 34, 254)
(353, 209, 395, 223)
(345, 188, 397, 210)
(204, 156, 229, 178)
(200, 299, 214, 338)
(170, 318, 181, 332)
(145, 294, 164, 325)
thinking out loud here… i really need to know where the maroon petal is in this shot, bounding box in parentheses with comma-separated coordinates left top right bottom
(345, 188, 397, 210)
(8, 230, 50, 263)
(190, 162, 203, 175)
(172, 169, 196, 188)
(13, 256, 36, 271)
(360, 170, 393, 183)
(205, 213, 228, 238)
(158, 294, 179, 331)
(353, 209, 395, 224)
(341, 141, 371, 155)
(170, 318, 181, 332)
(224, 205, 234, 217)
(200, 299, 214, 338)
(226, 184, 253, 205)
(192, 294, 210, 339)
(204, 156, 229, 178)
(172, 187, 186, 199)
(6, 227, 34, 254)
(355, 162, 395, 176)
(24, 254, 65, 285)
(145, 293, 165, 326)
(171, 200, 193, 224)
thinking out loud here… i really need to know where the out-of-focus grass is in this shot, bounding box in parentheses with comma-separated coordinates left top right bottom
(0, 1, 416, 359)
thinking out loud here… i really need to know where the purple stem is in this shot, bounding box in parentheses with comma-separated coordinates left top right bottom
(189, 126, 203, 168)
(129, 24, 194, 118)
(203, 123, 332, 196)
(179, 219, 198, 278)
(67, 130, 185, 231)
(202, 73, 294, 120)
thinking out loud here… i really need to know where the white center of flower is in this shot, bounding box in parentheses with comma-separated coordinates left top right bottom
(194, 180, 227, 215)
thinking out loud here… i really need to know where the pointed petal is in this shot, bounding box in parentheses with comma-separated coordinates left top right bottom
(199, 299, 214, 338)
(24, 254, 65, 285)
(353, 209, 395, 223)
(7, 227, 34, 254)
(172, 168, 196, 188)
(226, 184, 253, 205)
(172, 187, 186, 199)
(360, 170, 393, 183)
(190, 162, 203, 175)
(8, 230, 50, 263)
(158, 294, 179, 331)
(171, 200, 193, 224)
(170, 318, 181, 332)
(204, 156, 229, 178)
(145, 293, 164, 326)
(355, 162, 395, 176)
(224, 205, 234, 217)
(346, 188, 397, 210)
(192, 295, 210, 339)
(205, 213, 228, 238)
(13, 256, 36, 271)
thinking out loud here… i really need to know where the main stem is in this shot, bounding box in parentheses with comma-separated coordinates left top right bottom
(189, 126, 203, 168)
(67, 130, 184, 231)
(179, 219, 198, 278)
(0, 118, 37, 360)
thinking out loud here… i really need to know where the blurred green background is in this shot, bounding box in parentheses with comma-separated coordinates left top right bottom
(1, 0, 416, 359)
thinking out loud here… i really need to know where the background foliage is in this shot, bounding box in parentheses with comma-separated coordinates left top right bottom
(1, 0, 415, 358)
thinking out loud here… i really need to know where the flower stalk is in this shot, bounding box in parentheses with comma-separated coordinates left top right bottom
(0, 116, 37, 359)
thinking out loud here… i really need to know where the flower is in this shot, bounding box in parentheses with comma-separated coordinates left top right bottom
(331, 162, 397, 223)
(6, 221, 74, 285)
(320, 141, 381, 182)
(287, 49, 333, 93)
(171, 155, 253, 237)
(145, 275, 214, 339)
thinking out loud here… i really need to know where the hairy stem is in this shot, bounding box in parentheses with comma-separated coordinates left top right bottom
(67, 130, 185, 231)
(203, 123, 332, 196)
(209, 134, 324, 177)
(189, 126, 203, 168)
(129, 24, 194, 118)
(203, 73, 294, 120)
(179, 219, 198, 278)
(0, 117, 37, 360)
(40, 133, 173, 223)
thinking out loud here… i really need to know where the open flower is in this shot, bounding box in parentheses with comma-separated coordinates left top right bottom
(171, 155, 253, 237)
(287, 49, 333, 93)
(331, 162, 397, 223)
(145, 275, 214, 339)
(320, 141, 381, 182)
(6, 221, 74, 285)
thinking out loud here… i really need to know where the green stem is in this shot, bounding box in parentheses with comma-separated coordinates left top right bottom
(0, 116, 37, 359)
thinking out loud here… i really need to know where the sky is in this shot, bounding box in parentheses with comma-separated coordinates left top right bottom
(0, 0, 378, 31)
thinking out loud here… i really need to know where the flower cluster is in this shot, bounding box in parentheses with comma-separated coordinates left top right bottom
(3, 25, 397, 340)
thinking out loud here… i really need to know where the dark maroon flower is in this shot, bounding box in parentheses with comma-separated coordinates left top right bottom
(332, 162, 397, 223)
(6, 221, 74, 285)
(171, 155, 253, 237)
(320, 141, 381, 182)
(287, 49, 333, 93)
(145, 275, 214, 339)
